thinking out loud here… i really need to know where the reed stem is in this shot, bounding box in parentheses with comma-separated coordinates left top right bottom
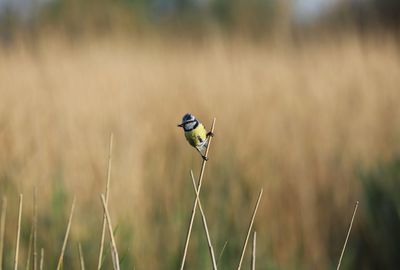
(39, 249, 43, 270)
(33, 188, 38, 270)
(336, 201, 359, 270)
(97, 133, 114, 270)
(56, 197, 76, 270)
(78, 243, 86, 270)
(237, 189, 263, 270)
(0, 197, 7, 270)
(100, 194, 120, 270)
(190, 170, 218, 270)
(25, 223, 33, 270)
(14, 194, 23, 270)
(251, 231, 256, 270)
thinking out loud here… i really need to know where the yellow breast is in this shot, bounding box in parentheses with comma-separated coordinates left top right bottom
(184, 123, 207, 147)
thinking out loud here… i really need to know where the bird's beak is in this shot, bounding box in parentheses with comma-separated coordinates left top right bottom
(177, 123, 184, 127)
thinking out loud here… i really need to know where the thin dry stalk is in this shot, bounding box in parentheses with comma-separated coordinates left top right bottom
(39, 249, 43, 270)
(25, 223, 33, 270)
(27, 188, 38, 270)
(78, 243, 86, 270)
(97, 133, 114, 270)
(336, 201, 359, 270)
(56, 197, 76, 270)
(190, 170, 218, 270)
(33, 188, 38, 270)
(14, 194, 23, 270)
(237, 189, 263, 270)
(251, 231, 256, 270)
(180, 118, 216, 270)
(100, 194, 120, 270)
(110, 242, 118, 270)
(0, 197, 7, 270)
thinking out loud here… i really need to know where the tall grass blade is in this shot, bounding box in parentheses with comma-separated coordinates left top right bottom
(251, 231, 256, 270)
(33, 188, 38, 270)
(0, 197, 7, 270)
(237, 189, 263, 270)
(78, 243, 85, 270)
(25, 223, 33, 270)
(14, 194, 23, 270)
(97, 133, 114, 270)
(190, 170, 218, 270)
(100, 194, 120, 270)
(56, 197, 76, 270)
(39, 249, 43, 270)
(216, 241, 228, 267)
(26, 188, 38, 270)
(336, 201, 359, 270)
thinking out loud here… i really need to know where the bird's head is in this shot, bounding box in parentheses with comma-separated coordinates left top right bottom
(178, 113, 198, 131)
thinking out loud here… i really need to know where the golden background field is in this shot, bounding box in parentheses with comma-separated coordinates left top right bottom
(1, 32, 400, 269)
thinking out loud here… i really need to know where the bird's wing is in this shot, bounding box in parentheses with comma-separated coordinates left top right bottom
(197, 135, 204, 143)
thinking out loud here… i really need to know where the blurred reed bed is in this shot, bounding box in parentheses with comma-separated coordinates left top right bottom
(0, 32, 399, 269)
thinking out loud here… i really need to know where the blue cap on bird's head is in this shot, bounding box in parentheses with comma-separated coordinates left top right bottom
(178, 113, 196, 127)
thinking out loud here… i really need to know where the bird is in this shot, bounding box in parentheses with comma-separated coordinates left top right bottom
(178, 113, 214, 161)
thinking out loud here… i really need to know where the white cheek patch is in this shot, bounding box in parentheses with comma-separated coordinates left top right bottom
(184, 122, 196, 131)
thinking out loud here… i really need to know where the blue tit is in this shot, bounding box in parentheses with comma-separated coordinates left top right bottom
(178, 113, 214, 160)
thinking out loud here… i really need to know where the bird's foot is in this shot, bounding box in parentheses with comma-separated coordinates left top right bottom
(202, 155, 209, 161)
(207, 131, 214, 137)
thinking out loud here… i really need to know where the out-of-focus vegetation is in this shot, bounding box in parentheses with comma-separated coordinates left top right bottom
(0, 0, 399, 40)
(0, 0, 285, 41)
(355, 157, 400, 269)
(0, 0, 400, 270)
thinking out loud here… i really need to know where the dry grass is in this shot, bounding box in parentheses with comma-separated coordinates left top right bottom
(13, 194, 23, 270)
(100, 194, 120, 270)
(189, 169, 218, 270)
(336, 201, 359, 270)
(56, 197, 76, 270)
(0, 197, 7, 270)
(237, 189, 263, 270)
(0, 32, 399, 268)
(252, 231, 256, 270)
